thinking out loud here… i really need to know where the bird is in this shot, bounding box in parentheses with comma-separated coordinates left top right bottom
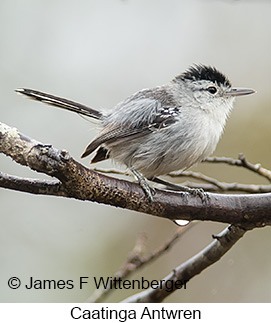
(16, 64, 255, 201)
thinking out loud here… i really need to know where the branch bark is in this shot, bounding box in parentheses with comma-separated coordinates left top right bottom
(1, 121, 271, 227)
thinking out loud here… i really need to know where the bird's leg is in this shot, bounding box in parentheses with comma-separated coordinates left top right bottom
(150, 177, 209, 203)
(130, 168, 155, 202)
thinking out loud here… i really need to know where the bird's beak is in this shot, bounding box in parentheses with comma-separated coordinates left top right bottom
(225, 88, 256, 97)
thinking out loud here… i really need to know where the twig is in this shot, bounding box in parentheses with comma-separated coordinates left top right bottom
(168, 172, 271, 193)
(169, 170, 227, 190)
(205, 154, 271, 182)
(87, 223, 195, 302)
(122, 224, 248, 303)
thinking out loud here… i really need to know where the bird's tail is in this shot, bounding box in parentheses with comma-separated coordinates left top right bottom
(15, 88, 103, 120)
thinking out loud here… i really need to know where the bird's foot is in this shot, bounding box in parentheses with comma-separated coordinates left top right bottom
(131, 168, 155, 202)
(150, 177, 209, 204)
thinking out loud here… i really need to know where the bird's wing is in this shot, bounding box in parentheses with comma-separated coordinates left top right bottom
(81, 92, 180, 159)
(81, 124, 151, 158)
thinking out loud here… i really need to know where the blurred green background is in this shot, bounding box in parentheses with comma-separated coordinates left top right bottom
(0, 0, 270, 302)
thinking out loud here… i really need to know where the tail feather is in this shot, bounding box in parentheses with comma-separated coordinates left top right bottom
(15, 88, 103, 120)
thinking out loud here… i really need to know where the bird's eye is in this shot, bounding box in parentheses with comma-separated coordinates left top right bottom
(207, 86, 217, 94)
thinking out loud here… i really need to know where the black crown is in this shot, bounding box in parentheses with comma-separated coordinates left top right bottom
(175, 64, 231, 87)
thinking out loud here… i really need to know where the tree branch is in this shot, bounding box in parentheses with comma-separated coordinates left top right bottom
(168, 171, 271, 193)
(1, 121, 271, 227)
(0, 172, 65, 196)
(205, 155, 271, 182)
(122, 224, 248, 303)
(87, 223, 196, 302)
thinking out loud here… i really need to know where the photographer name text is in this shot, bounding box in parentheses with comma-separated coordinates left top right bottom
(8, 276, 188, 292)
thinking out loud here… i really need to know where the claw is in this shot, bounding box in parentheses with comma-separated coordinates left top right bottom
(187, 187, 210, 204)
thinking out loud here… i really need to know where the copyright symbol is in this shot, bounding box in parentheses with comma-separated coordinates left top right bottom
(8, 277, 21, 289)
